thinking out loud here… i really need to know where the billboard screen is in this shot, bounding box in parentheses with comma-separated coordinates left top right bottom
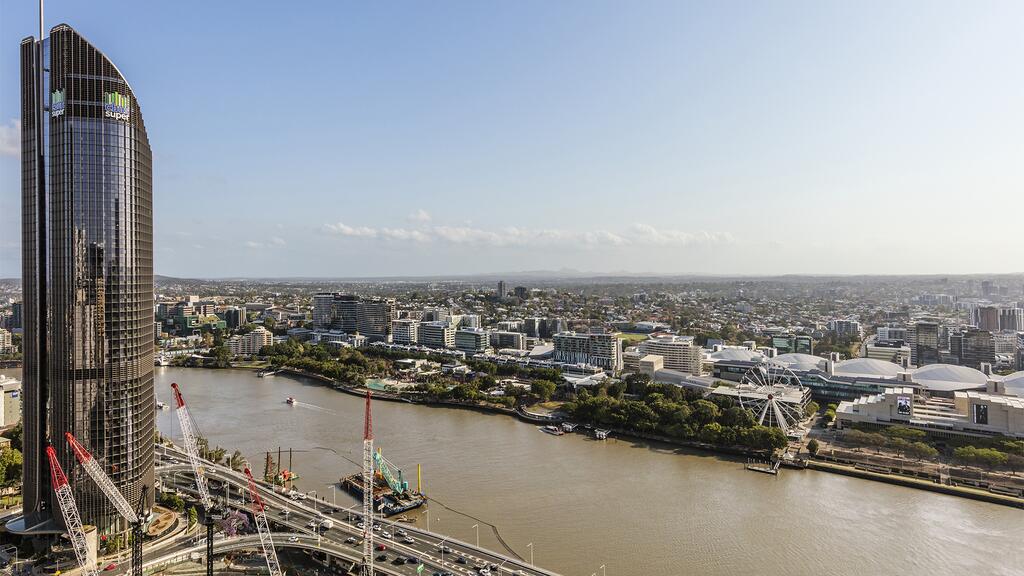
(896, 396, 911, 416)
(973, 403, 988, 425)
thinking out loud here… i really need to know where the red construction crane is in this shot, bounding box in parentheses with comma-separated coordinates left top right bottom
(46, 446, 99, 576)
(243, 468, 283, 576)
(170, 382, 219, 576)
(64, 432, 146, 576)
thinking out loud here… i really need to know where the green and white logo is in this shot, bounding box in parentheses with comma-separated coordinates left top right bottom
(51, 89, 65, 117)
(103, 91, 131, 121)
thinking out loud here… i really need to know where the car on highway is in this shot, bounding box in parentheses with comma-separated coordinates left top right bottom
(103, 563, 117, 572)
(288, 536, 299, 543)
(396, 529, 408, 537)
(406, 556, 419, 564)
(376, 553, 388, 562)
(375, 544, 387, 551)
(345, 537, 357, 544)
(456, 556, 467, 564)
(402, 537, 416, 544)
(380, 530, 391, 539)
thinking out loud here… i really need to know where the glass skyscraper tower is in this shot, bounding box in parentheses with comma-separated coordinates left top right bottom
(16, 23, 154, 535)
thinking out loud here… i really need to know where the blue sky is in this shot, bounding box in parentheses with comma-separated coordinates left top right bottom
(1, 1, 1022, 278)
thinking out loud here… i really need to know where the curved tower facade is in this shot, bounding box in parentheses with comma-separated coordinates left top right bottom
(19, 24, 154, 535)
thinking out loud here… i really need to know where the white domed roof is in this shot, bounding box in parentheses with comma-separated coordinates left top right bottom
(911, 364, 988, 392)
(708, 348, 764, 362)
(834, 358, 903, 378)
(772, 353, 827, 372)
(1001, 371, 1024, 397)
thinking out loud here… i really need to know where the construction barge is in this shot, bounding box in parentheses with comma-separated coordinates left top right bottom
(340, 451, 426, 517)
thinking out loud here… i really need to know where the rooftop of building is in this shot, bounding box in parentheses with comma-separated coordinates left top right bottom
(706, 348, 764, 362)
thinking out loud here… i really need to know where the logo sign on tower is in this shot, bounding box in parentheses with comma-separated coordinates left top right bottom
(103, 91, 131, 121)
(51, 89, 65, 118)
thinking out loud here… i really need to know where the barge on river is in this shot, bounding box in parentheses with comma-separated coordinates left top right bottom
(340, 450, 425, 517)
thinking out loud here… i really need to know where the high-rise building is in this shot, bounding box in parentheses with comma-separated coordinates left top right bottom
(862, 338, 912, 366)
(0, 329, 13, 354)
(907, 321, 940, 367)
(391, 319, 420, 345)
(992, 331, 1018, 355)
(223, 306, 247, 329)
(513, 286, 529, 300)
(312, 294, 393, 341)
(418, 321, 455, 349)
(771, 334, 813, 355)
(421, 306, 450, 323)
(10, 302, 22, 330)
(497, 280, 507, 300)
(497, 320, 524, 332)
(876, 326, 907, 342)
(553, 332, 623, 372)
(15, 24, 154, 535)
(312, 293, 360, 332)
(356, 298, 395, 342)
(226, 327, 274, 356)
(638, 335, 703, 376)
(950, 328, 995, 370)
(998, 307, 1024, 332)
(826, 319, 863, 339)
(455, 328, 489, 354)
(312, 293, 336, 328)
(973, 306, 1001, 332)
(490, 331, 526, 350)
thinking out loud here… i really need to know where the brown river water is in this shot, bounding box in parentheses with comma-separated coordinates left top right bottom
(151, 367, 1022, 576)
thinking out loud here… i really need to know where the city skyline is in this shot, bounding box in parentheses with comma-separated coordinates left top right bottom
(2, 1, 1024, 279)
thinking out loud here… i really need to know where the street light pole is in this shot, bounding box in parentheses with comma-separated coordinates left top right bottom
(440, 536, 448, 569)
(472, 523, 479, 548)
(527, 542, 534, 566)
(330, 485, 336, 507)
(601, 563, 606, 576)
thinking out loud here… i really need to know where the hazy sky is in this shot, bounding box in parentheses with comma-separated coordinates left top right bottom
(1, 1, 1022, 278)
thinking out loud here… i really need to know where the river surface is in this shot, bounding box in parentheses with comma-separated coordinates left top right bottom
(153, 367, 1023, 576)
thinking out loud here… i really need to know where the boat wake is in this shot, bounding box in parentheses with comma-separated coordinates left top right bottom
(288, 399, 338, 415)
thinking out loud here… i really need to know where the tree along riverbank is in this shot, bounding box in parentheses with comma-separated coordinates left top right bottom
(165, 360, 1024, 504)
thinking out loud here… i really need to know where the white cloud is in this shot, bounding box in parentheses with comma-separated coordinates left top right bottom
(0, 119, 20, 157)
(321, 221, 730, 249)
(628, 223, 735, 246)
(407, 209, 432, 222)
(322, 223, 379, 237)
(244, 237, 287, 249)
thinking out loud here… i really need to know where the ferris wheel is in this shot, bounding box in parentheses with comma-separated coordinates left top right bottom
(735, 360, 806, 432)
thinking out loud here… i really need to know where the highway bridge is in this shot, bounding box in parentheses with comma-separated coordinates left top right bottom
(153, 443, 559, 576)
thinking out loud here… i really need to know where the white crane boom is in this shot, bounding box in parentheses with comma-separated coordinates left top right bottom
(243, 468, 283, 576)
(47, 446, 99, 576)
(64, 432, 139, 524)
(170, 382, 213, 509)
